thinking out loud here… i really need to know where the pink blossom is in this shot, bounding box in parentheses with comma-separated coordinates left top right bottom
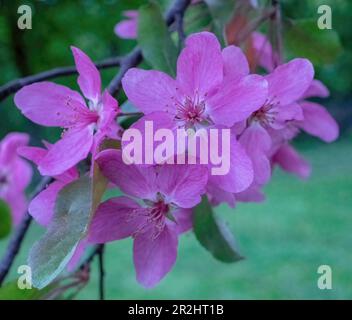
(14, 47, 120, 177)
(114, 10, 139, 39)
(89, 150, 208, 288)
(238, 58, 314, 185)
(122, 32, 268, 193)
(0, 133, 32, 225)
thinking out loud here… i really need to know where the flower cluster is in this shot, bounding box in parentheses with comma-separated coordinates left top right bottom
(12, 30, 338, 288)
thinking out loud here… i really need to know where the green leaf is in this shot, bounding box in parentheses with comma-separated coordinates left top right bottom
(28, 176, 92, 289)
(0, 199, 12, 239)
(193, 196, 243, 263)
(184, 2, 212, 35)
(138, 2, 177, 76)
(0, 280, 54, 300)
(285, 19, 343, 66)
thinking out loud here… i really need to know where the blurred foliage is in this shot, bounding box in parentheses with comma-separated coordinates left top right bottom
(0, 199, 11, 239)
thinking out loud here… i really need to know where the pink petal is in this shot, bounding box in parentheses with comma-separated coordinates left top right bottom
(123, 111, 176, 165)
(272, 102, 304, 129)
(71, 46, 101, 104)
(156, 164, 208, 208)
(89, 197, 144, 243)
(172, 208, 193, 234)
(209, 132, 254, 193)
(176, 32, 223, 97)
(207, 74, 268, 127)
(124, 10, 139, 19)
(0, 133, 29, 163)
(222, 45, 249, 80)
(10, 158, 32, 192)
(206, 182, 236, 207)
(4, 191, 27, 226)
(235, 183, 265, 203)
(17, 146, 47, 165)
(251, 31, 275, 72)
(272, 144, 311, 179)
(133, 225, 178, 288)
(265, 58, 314, 106)
(67, 239, 88, 272)
(122, 68, 178, 114)
(14, 82, 92, 127)
(114, 18, 138, 39)
(39, 126, 94, 176)
(96, 150, 158, 201)
(239, 123, 272, 185)
(301, 79, 329, 99)
(298, 101, 339, 142)
(29, 181, 67, 227)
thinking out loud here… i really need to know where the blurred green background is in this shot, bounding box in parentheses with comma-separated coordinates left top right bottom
(0, 0, 351, 299)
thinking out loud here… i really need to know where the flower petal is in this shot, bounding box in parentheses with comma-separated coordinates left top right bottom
(298, 101, 339, 142)
(301, 79, 329, 99)
(251, 31, 275, 72)
(239, 123, 272, 185)
(265, 58, 314, 105)
(222, 45, 249, 80)
(39, 126, 94, 176)
(114, 12, 138, 39)
(71, 46, 101, 104)
(209, 131, 254, 193)
(172, 208, 193, 234)
(177, 32, 223, 97)
(207, 74, 268, 127)
(122, 68, 178, 114)
(96, 150, 158, 201)
(133, 225, 178, 288)
(156, 163, 208, 208)
(272, 144, 311, 179)
(14, 82, 90, 127)
(89, 197, 144, 243)
(29, 181, 67, 227)
(0, 133, 29, 164)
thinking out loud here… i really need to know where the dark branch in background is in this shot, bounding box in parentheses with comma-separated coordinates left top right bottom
(0, 57, 122, 102)
(0, 176, 53, 286)
(97, 245, 105, 300)
(270, 0, 283, 67)
(175, 11, 186, 49)
(0, 0, 192, 292)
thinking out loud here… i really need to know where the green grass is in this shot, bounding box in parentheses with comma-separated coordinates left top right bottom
(1, 136, 352, 299)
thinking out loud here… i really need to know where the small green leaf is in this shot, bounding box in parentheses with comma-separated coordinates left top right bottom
(193, 196, 243, 263)
(138, 2, 178, 76)
(0, 199, 12, 239)
(285, 19, 343, 66)
(184, 2, 212, 35)
(28, 176, 92, 289)
(0, 280, 54, 300)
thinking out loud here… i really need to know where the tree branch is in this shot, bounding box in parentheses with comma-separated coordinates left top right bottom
(0, 57, 122, 102)
(0, 176, 53, 286)
(97, 245, 105, 300)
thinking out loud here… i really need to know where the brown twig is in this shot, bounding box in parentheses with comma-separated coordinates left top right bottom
(0, 57, 122, 102)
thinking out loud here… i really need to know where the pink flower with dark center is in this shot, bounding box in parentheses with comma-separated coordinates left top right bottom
(89, 149, 208, 288)
(14, 47, 120, 177)
(0, 133, 32, 225)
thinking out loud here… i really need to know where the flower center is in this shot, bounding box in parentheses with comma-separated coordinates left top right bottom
(170, 92, 209, 129)
(251, 98, 279, 127)
(130, 198, 173, 240)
